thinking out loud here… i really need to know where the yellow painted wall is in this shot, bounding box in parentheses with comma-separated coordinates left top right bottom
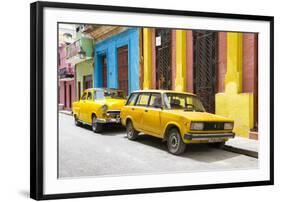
(143, 28, 152, 89)
(175, 30, 187, 92)
(142, 29, 189, 91)
(216, 33, 254, 137)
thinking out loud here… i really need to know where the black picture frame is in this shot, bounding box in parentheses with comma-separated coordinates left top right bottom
(30, 1, 274, 200)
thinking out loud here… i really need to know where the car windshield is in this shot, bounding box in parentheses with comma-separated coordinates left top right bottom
(95, 89, 126, 99)
(163, 93, 205, 112)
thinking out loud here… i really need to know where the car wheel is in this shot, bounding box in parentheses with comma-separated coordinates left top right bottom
(167, 128, 186, 155)
(210, 141, 225, 149)
(74, 115, 80, 126)
(92, 115, 103, 133)
(126, 120, 138, 140)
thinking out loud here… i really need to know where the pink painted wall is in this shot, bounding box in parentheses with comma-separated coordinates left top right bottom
(59, 80, 76, 110)
(59, 45, 66, 68)
(151, 29, 156, 89)
(59, 44, 74, 73)
(186, 30, 193, 93)
(171, 30, 176, 90)
(58, 44, 75, 110)
(242, 33, 258, 129)
(217, 32, 227, 93)
(242, 33, 258, 93)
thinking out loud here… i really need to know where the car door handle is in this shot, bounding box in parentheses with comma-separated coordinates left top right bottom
(131, 108, 135, 110)
(144, 109, 148, 112)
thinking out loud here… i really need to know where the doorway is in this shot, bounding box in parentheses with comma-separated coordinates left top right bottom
(117, 45, 129, 95)
(64, 81, 67, 109)
(102, 55, 107, 88)
(193, 30, 218, 113)
(68, 84, 72, 109)
(78, 81, 81, 100)
(83, 75, 92, 90)
(155, 29, 172, 90)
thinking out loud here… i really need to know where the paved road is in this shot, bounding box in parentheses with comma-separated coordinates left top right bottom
(58, 113, 258, 178)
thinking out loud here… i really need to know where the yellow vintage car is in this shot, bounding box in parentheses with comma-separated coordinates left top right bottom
(72, 88, 127, 133)
(120, 90, 235, 155)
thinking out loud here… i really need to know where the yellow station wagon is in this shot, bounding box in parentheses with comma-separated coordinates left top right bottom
(72, 88, 127, 133)
(120, 90, 235, 155)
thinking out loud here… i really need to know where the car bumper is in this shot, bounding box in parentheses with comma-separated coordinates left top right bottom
(96, 118, 121, 124)
(184, 132, 235, 141)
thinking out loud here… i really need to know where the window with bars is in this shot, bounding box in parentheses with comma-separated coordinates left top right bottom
(156, 29, 172, 90)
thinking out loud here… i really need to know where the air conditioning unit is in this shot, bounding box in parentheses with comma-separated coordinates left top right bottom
(80, 25, 85, 32)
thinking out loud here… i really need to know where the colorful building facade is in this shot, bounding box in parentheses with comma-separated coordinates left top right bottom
(58, 43, 76, 110)
(93, 27, 140, 96)
(59, 24, 258, 139)
(142, 28, 258, 139)
(66, 25, 94, 100)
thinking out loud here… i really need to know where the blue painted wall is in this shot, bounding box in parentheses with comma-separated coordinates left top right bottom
(94, 28, 140, 94)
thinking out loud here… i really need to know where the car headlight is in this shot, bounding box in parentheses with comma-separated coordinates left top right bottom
(224, 122, 234, 130)
(101, 104, 108, 112)
(190, 122, 204, 130)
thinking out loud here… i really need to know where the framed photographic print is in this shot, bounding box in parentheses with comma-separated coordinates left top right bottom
(30, 1, 274, 200)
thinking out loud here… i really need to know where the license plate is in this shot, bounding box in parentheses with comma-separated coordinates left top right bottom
(208, 138, 223, 143)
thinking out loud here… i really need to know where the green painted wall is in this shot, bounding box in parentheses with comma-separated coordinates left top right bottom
(76, 59, 93, 99)
(75, 28, 93, 58)
(80, 37, 93, 57)
(74, 33, 94, 100)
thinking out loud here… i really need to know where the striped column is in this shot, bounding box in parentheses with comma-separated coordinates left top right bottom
(175, 30, 187, 92)
(143, 28, 152, 89)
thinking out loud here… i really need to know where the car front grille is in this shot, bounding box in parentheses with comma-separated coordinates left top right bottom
(106, 110, 121, 115)
(203, 122, 225, 130)
(106, 110, 121, 118)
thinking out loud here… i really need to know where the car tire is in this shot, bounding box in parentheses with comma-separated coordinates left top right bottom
(167, 128, 186, 155)
(126, 120, 139, 140)
(210, 142, 225, 149)
(92, 115, 103, 133)
(74, 115, 81, 126)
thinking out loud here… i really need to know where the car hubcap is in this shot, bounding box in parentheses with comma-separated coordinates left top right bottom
(170, 134, 178, 149)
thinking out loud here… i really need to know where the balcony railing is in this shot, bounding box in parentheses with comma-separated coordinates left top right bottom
(66, 39, 92, 64)
(66, 39, 81, 59)
(58, 66, 74, 79)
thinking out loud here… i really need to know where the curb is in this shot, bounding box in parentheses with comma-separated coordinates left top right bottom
(223, 145, 258, 158)
(59, 111, 73, 116)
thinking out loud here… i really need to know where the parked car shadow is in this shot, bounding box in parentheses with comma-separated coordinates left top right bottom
(78, 123, 126, 136)
(133, 134, 241, 163)
(133, 134, 168, 151)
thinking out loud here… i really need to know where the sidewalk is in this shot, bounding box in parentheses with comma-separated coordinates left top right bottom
(59, 110, 72, 116)
(224, 136, 258, 158)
